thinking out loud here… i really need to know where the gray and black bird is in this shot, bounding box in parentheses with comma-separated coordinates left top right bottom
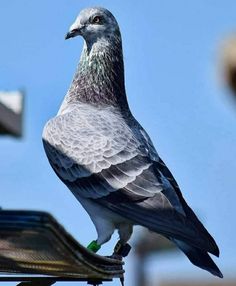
(43, 7, 223, 278)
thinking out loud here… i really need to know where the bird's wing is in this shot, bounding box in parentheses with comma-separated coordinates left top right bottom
(43, 105, 165, 200)
(43, 105, 218, 255)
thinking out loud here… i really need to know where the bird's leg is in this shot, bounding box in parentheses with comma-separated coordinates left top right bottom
(112, 224, 133, 258)
(87, 219, 115, 253)
(87, 240, 101, 253)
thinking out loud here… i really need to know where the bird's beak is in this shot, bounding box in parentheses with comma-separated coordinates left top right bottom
(65, 28, 82, 40)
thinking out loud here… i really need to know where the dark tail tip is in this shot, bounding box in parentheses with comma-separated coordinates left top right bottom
(173, 239, 223, 278)
(210, 242, 220, 257)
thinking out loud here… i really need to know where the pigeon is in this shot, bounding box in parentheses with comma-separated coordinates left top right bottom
(42, 7, 223, 278)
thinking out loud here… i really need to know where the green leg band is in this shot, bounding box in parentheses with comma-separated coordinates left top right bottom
(87, 240, 101, 253)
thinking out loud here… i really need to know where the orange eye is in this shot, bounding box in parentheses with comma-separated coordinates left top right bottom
(92, 16, 102, 24)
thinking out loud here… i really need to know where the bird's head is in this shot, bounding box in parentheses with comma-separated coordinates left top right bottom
(65, 7, 120, 46)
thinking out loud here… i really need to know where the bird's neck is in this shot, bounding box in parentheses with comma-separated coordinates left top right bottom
(65, 36, 129, 110)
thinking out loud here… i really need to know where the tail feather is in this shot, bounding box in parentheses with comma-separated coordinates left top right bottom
(173, 239, 223, 278)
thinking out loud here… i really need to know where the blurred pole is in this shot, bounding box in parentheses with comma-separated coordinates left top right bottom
(134, 228, 177, 286)
(135, 253, 146, 286)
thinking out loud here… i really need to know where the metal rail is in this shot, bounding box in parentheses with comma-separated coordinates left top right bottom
(0, 210, 124, 285)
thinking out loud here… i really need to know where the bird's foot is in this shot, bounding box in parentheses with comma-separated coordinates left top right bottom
(113, 241, 131, 257)
(87, 240, 101, 253)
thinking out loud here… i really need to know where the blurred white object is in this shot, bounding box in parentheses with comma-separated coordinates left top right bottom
(0, 90, 24, 137)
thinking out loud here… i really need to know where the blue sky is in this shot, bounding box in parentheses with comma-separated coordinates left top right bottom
(1, 1, 236, 285)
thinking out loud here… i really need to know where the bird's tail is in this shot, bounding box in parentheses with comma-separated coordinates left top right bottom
(172, 238, 223, 278)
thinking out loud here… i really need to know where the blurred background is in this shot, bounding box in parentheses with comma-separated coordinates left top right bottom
(0, 1, 236, 285)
